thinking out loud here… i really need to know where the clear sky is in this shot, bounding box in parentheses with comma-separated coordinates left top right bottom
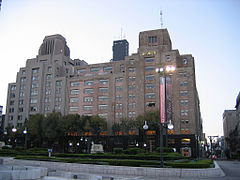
(0, 0, 239, 137)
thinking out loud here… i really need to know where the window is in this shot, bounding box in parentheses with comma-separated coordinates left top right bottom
(46, 74, 52, 80)
(19, 100, 24, 105)
(46, 81, 52, 87)
(70, 81, 80, 87)
(183, 58, 188, 65)
(180, 100, 188, 106)
(70, 98, 79, 103)
(70, 106, 78, 112)
(148, 36, 157, 43)
(116, 103, 122, 110)
(84, 96, 93, 102)
(130, 59, 134, 65)
(166, 56, 171, 62)
(11, 85, 16, 91)
(84, 88, 94, 94)
(98, 96, 108, 101)
(84, 80, 94, 86)
(44, 106, 51, 111)
(99, 79, 108, 84)
(20, 92, 24, 97)
(30, 106, 37, 112)
(103, 66, 112, 71)
(56, 88, 61, 94)
(180, 91, 188, 96)
(145, 58, 154, 63)
(55, 105, 61, 110)
(116, 86, 122, 92)
(10, 100, 14, 105)
(116, 95, 123, 101)
(83, 105, 93, 111)
(90, 67, 100, 72)
(32, 75, 39, 81)
(55, 97, 61, 102)
(10, 93, 15, 98)
(181, 110, 188, 116)
(9, 108, 14, 113)
(146, 84, 155, 89)
(22, 70, 26, 75)
(56, 81, 62, 86)
(32, 68, 39, 73)
(146, 93, 155, 99)
(31, 83, 39, 88)
(44, 97, 51, 103)
(45, 89, 51, 95)
(98, 87, 108, 93)
(48, 67, 52, 72)
(145, 66, 155, 71)
(145, 75, 155, 81)
(18, 115, 23, 121)
(129, 77, 136, 82)
(184, 82, 188, 87)
(30, 98, 37, 104)
(98, 104, 108, 110)
(77, 69, 86, 74)
(129, 68, 136, 73)
(98, 113, 108, 118)
(18, 107, 24, 112)
(71, 89, 80, 95)
(20, 77, 26, 83)
(120, 64, 124, 71)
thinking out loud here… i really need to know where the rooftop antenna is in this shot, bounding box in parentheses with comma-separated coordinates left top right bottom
(160, 10, 163, 29)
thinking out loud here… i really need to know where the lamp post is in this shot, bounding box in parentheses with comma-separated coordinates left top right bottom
(156, 65, 176, 167)
(12, 127, 17, 148)
(23, 128, 27, 156)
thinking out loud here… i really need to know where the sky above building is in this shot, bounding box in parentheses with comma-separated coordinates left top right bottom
(0, 0, 239, 137)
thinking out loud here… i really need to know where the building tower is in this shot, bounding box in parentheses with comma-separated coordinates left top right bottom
(112, 39, 129, 61)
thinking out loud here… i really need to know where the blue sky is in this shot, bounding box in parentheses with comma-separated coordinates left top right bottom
(0, 0, 239, 137)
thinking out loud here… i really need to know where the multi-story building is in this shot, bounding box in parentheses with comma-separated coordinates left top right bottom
(5, 28, 203, 156)
(223, 110, 237, 141)
(112, 39, 129, 61)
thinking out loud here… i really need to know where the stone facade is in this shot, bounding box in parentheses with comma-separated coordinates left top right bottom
(5, 29, 202, 141)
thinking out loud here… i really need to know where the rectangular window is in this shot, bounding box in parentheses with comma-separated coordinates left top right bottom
(166, 55, 171, 62)
(103, 66, 112, 71)
(98, 104, 108, 110)
(30, 89, 38, 96)
(11, 85, 16, 91)
(84, 96, 93, 102)
(48, 67, 52, 72)
(145, 58, 154, 63)
(18, 107, 24, 112)
(77, 69, 86, 74)
(145, 75, 155, 81)
(120, 64, 124, 71)
(31, 83, 39, 88)
(20, 92, 24, 97)
(70, 89, 79, 95)
(98, 113, 108, 118)
(44, 97, 51, 103)
(70, 81, 80, 87)
(84, 80, 94, 86)
(30, 98, 37, 104)
(46, 74, 52, 80)
(148, 36, 157, 43)
(90, 67, 100, 72)
(70, 106, 78, 112)
(146, 93, 155, 99)
(19, 100, 24, 105)
(55, 97, 62, 102)
(130, 59, 134, 65)
(146, 84, 155, 89)
(83, 105, 93, 111)
(45, 89, 51, 95)
(99, 87, 108, 93)
(56, 88, 61, 94)
(22, 70, 26, 75)
(56, 80, 62, 86)
(45, 81, 52, 87)
(20, 77, 26, 83)
(32, 68, 40, 73)
(70, 97, 79, 103)
(145, 66, 155, 71)
(99, 79, 109, 84)
(32, 75, 39, 81)
(98, 96, 108, 101)
(84, 88, 94, 94)
(30, 106, 37, 112)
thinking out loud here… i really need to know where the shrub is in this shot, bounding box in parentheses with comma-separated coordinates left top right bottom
(113, 148, 124, 154)
(124, 148, 144, 155)
(155, 147, 174, 153)
(15, 146, 24, 151)
(2, 146, 11, 149)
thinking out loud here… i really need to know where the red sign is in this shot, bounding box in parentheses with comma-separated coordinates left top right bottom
(159, 77, 165, 123)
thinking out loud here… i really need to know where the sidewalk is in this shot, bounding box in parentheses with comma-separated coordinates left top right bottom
(1, 157, 225, 179)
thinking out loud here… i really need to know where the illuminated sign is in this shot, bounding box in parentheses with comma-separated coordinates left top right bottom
(141, 51, 156, 56)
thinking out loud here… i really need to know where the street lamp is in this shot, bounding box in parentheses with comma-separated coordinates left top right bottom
(12, 127, 17, 148)
(143, 120, 174, 167)
(23, 128, 27, 156)
(156, 65, 176, 167)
